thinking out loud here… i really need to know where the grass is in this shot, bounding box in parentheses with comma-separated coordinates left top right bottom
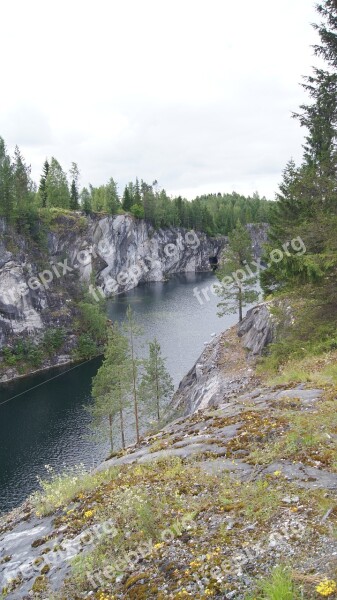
(245, 566, 303, 599)
(249, 395, 337, 471)
(30, 464, 116, 516)
(265, 350, 337, 387)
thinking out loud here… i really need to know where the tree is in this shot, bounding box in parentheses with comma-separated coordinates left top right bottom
(123, 306, 142, 444)
(0, 137, 14, 221)
(105, 177, 119, 214)
(130, 203, 145, 219)
(80, 187, 92, 214)
(38, 160, 49, 208)
(122, 185, 133, 211)
(261, 0, 337, 301)
(45, 157, 70, 208)
(69, 162, 80, 210)
(140, 339, 174, 423)
(90, 325, 131, 452)
(216, 222, 259, 322)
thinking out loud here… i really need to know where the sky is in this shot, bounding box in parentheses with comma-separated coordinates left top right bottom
(0, 0, 320, 200)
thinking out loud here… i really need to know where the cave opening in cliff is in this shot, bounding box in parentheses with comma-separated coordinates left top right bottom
(209, 256, 218, 270)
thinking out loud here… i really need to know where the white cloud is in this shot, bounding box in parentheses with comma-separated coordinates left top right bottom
(0, 0, 320, 199)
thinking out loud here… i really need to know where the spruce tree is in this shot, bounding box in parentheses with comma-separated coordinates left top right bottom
(69, 162, 80, 210)
(38, 160, 49, 208)
(122, 186, 133, 211)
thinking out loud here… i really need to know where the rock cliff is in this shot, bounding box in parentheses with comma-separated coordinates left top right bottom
(170, 302, 274, 416)
(0, 214, 225, 380)
(0, 215, 267, 382)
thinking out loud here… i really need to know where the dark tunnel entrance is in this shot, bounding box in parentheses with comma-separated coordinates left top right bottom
(209, 256, 218, 270)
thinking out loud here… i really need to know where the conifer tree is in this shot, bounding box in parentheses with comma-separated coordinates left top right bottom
(0, 137, 14, 221)
(139, 339, 174, 423)
(90, 325, 131, 452)
(80, 187, 92, 214)
(38, 160, 49, 208)
(45, 157, 70, 209)
(122, 186, 133, 211)
(105, 177, 119, 214)
(216, 222, 259, 322)
(123, 306, 142, 444)
(69, 162, 80, 210)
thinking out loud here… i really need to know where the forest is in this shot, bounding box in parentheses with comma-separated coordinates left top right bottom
(0, 140, 272, 236)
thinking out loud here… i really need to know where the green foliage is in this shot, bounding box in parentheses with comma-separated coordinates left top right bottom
(130, 203, 145, 219)
(246, 566, 302, 600)
(45, 157, 70, 209)
(216, 221, 259, 322)
(262, 0, 337, 317)
(2, 339, 44, 369)
(43, 328, 65, 354)
(139, 338, 174, 423)
(0, 135, 271, 235)
(75, 334, 99, 360)
(30, 464, 114, 516)
(77, 301, 107, 343)
(123, 306, 143, 445)
(90, 325, 132, 451)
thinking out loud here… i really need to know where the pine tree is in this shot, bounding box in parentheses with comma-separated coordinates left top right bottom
(139, 339, 174, 423)
(90, 325, 131, 452)
(216, 222, 259, 322)
(123, 306, 142, 444)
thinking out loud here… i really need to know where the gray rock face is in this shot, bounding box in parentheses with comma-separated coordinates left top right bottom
(238, 302, 274, 356)
(0, 215, 224, 354)
(169, 301, 275, 416)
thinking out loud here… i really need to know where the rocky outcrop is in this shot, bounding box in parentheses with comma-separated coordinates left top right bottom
(237, 302, 274, 356)
(170, 302, 274, 416)
(0, 379, 334, 600)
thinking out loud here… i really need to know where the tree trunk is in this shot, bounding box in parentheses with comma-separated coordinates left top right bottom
(130, 327, 140, 444)
(155, 354, 160, 422)
(109, 413, 113, 453)
(238, 287, 243, 323)
(119, 408, 126, 450)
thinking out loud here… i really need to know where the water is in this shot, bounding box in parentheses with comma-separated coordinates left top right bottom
(0, 272, 250, 514)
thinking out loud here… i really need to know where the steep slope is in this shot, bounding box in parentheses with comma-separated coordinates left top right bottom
(1, 305, 336, 599)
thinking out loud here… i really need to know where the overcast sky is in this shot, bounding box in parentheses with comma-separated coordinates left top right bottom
(0, 0, 320, 200)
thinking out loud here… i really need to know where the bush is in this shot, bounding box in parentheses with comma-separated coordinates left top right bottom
(78, 302, 107, 343)
(75, 333, 98, 359)
(43, 328, 65, 354)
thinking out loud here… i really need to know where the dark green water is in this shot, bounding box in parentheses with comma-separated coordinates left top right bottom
(0, 273, 251, 514)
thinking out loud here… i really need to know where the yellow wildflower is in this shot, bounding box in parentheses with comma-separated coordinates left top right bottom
(154, 542, 164, 550)
(84, 509, 95, 519)
(273, 470, 282, 477)
(316, 579, 337, 597)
